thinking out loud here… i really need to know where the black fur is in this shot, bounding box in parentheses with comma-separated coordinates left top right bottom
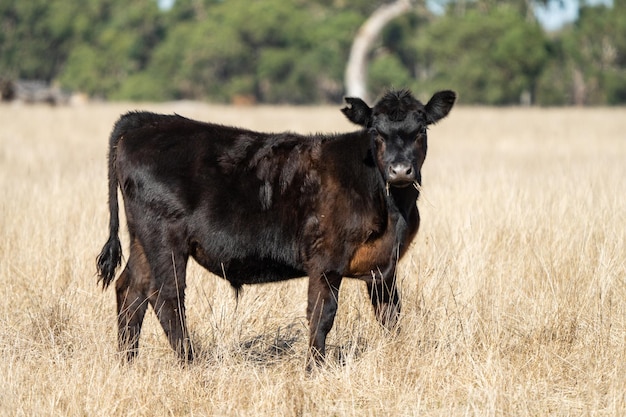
(96, 89, 456, 369)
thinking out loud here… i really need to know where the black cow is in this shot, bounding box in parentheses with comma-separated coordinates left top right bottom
(96, 89, 456, 369)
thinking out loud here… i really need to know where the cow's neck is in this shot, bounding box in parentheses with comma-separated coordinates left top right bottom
(388, 185, 419, 222)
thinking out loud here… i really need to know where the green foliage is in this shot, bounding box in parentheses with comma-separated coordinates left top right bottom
(369, 53, 415, 96)
(411, 6, 549, 104)
(1, 0, 624, 105)
(114, 0, 361, 103)
(58, 0, 164, 99)
(556, 3, 626, 105)
(0, 0, 75, 80)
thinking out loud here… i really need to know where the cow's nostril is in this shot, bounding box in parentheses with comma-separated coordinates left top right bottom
(389, 164, 413, 180)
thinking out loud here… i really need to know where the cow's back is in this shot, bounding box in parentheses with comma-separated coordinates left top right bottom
(113, 113, 330, 285)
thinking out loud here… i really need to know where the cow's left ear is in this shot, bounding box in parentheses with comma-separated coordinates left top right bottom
(341, 97, 373, 127)
(425, 90, 456, 124)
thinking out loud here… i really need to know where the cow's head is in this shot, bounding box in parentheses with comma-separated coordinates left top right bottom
(342, 89, 456, 188)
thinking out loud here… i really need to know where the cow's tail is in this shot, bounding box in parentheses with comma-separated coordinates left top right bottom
(96, 118, 126, 289)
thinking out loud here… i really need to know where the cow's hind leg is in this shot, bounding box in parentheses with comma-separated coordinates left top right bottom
(116, 238, 151, 362)
(145, 246, 193, 363)
(367, 274, 401, 330)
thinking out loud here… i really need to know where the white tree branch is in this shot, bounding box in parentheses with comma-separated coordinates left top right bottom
(344, 0, 414, 102)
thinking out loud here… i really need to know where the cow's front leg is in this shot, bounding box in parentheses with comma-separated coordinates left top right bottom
(306, 272, 342, 370)
(367, 265, 401, 330)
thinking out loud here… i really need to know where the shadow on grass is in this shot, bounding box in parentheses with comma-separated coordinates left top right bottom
(188, 321, 374, 368)
(237, 322, 304, 365)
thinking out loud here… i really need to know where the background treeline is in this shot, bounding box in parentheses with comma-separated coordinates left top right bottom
(1, 0, 624, 105)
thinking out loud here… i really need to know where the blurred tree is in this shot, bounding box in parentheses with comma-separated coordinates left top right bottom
(59, 0, 164, 99)
(249, 0, 362, 103)
(558, 2, 626, 104)
(1, 0, 622, 105)
(368, 53, 415, 96)
(412, 5, 549, 104)
(0, 0, 83, 81)
(144, 0, 361, 103)
(451, 0, 552, 21)
(344, 0, 415, 102)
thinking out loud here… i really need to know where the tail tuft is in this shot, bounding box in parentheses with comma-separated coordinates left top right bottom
(96, 235, 122, 289)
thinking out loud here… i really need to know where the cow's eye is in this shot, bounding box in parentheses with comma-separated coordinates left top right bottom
(412, 128, 427, 142)
(404, 131, 423, 142)
(371, 129, 385, 142)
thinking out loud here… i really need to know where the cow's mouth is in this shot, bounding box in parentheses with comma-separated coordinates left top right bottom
(385, 180, 421, 194)
(389, 180, 413, 188)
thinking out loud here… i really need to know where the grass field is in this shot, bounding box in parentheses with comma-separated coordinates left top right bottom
(1, 101, 625, 416)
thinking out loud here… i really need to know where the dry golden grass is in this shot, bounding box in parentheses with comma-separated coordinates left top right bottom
(1, 101, 625, 416)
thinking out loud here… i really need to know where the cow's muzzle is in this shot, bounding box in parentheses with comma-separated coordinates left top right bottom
(387, 162, 415, 187)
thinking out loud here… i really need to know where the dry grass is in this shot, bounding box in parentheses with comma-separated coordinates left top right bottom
(1, 101, 625, 416)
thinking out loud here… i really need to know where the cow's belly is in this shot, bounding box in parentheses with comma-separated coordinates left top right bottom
(221, 257, 305, 285)
(189, 239, 305, 286)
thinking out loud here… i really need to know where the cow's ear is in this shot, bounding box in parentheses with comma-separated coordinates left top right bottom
(425, 90, 456, 124)
(341, 97, 373, 127)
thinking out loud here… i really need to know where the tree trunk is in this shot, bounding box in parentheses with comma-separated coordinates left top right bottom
(344, 0, 414, 102)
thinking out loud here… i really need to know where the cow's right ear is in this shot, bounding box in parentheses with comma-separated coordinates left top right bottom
(341, 97, 372, 127)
